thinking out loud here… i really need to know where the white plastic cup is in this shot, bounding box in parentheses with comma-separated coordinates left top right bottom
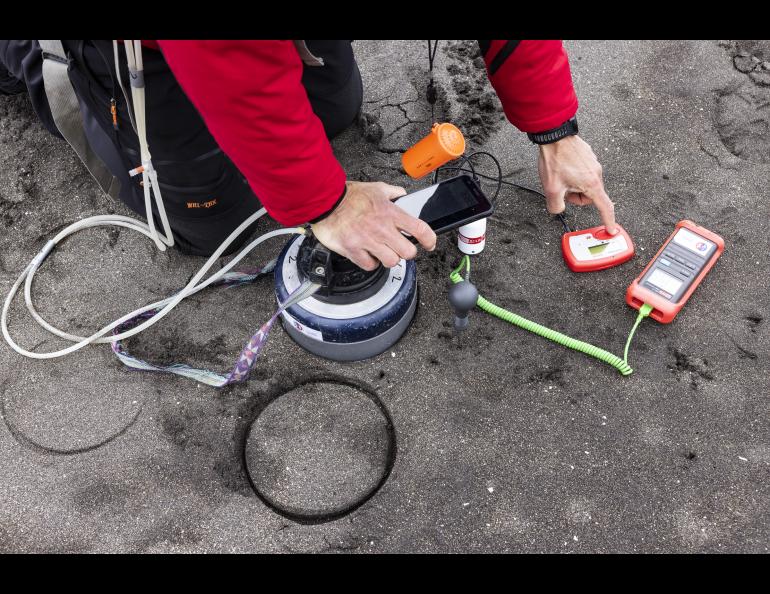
(457, 218, 487, 255)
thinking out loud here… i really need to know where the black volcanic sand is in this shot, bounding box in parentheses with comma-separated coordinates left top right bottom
(0, 41, 768, 553)
(244, 381, 393, 519)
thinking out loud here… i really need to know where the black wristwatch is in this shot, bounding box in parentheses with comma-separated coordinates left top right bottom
(527, 116, 579, 145)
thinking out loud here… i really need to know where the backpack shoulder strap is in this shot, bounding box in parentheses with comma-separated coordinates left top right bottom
(38, 40, 120, 199)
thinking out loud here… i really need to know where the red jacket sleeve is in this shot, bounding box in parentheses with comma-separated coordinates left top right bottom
(483, 40, 578, 133)
(156, 40, 346, 226)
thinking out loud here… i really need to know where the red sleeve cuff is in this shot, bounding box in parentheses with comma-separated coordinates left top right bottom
(484, 40, 579, 134)
(266, 165, 347, 226)
(505, 97, 578, 134)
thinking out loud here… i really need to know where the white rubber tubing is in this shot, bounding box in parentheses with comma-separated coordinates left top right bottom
(2, 206, 303, 359)
(24, 209, 288, 344)
(125, 39, 174, 252)
(23, 210, 267, 343)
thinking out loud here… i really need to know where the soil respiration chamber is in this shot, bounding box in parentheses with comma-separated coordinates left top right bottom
(273, 121, 466, 361)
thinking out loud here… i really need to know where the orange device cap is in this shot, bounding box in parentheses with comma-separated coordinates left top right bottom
(434, 123, 465, 157)
(402, 122, 466, 179)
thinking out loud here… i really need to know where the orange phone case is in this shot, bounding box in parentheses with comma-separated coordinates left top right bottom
(626, 220, 724, 323)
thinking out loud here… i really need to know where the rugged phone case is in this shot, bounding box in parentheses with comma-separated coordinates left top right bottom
(626, 220, 724, 323)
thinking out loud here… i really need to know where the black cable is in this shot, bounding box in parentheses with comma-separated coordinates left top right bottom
(435, 151, 500, 203)
(467, 151, 503, 203)
(426, 40, 440, 124)
(438, 164, 573, 232)
(438, 166, 539, 196)
(433, 153, 477, 185)
(427, 40, 439, 71)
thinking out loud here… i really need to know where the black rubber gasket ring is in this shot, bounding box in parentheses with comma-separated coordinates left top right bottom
(242, 374, 397, 525)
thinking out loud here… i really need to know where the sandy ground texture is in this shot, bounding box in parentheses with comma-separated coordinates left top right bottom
(0, 40, 768, 553)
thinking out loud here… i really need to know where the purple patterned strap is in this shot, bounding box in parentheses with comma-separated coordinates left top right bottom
(110, 261, 306, 388)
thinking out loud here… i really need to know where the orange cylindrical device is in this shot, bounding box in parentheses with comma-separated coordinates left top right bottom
(401, 123, 465, 179)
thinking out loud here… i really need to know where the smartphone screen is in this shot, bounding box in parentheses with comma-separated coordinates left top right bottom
(393, 174, 494, 236)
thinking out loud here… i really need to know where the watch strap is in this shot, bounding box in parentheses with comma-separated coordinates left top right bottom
(527, 116, 579, 145)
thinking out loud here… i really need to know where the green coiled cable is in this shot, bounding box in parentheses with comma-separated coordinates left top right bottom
(449, 255, 652, 376)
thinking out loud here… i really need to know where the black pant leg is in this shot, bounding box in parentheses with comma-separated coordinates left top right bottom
(0, 40, 62, 137)
(301, 40, 363, 139)
(0, 58, 26, 95)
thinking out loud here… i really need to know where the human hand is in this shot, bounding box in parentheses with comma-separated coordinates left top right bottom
(311, 180, 437, 270)
(537, 135, 618, 234)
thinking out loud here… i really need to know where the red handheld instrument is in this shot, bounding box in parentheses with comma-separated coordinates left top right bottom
(561, 224, 635, 272)
(626, 220, 724, 323)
